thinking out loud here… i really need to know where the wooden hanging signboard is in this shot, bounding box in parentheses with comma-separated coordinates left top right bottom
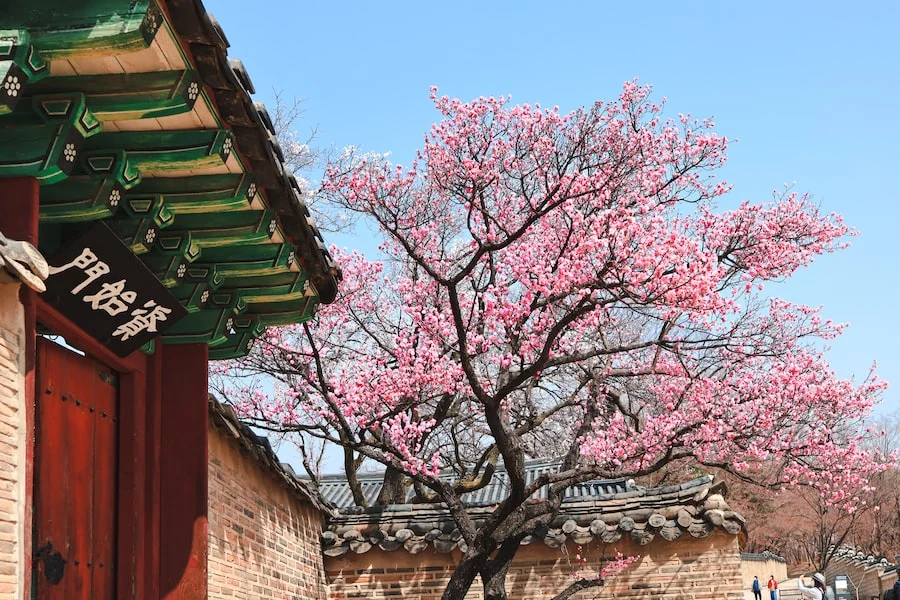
(43, 221, 187, 356)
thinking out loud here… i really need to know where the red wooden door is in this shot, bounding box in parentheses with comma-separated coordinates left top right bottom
(34, 337, 118, 599)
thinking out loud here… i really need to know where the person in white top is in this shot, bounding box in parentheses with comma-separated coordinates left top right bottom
(797, 572, 835, 600)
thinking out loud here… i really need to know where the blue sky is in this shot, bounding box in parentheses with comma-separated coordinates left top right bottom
(213, 0, 899, 419)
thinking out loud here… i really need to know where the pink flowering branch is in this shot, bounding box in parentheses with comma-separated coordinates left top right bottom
(555, 549, 638, 600)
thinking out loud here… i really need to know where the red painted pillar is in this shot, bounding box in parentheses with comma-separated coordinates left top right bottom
(159, 343, 208, 599)
(0, 177, 40, 598)
(145, 347, 163, 600)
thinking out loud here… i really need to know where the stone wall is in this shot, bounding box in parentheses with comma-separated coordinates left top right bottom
(326, 531, 744, 599)
(0, 282, 25, 597)
(740, 553, 788, 600)
(823, 553, 898, 600)
(208, 423, 328, 599)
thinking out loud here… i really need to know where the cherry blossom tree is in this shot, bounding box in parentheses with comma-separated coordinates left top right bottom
(214, 81, 892, 600)
(735, 411, 898, 570)
(854, 412, 900, 559)
(743, 481, 872, 571)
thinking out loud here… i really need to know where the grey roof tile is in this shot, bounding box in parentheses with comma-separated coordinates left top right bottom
(317, 458, 637, 509)
(322, 474, 745, 556)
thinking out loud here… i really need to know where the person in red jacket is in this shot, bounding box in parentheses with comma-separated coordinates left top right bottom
(768, 575, 779, 600)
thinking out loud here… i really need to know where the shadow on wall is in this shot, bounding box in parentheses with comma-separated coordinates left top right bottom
(206, 434, 327, 600)
(325, 532, 745, 599)
(503, 548, 695, 598)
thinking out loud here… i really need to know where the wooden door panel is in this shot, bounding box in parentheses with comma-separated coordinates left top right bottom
(91, 368, 118, 599)
(66, 390, 93, 600)
(34, 343, 70, 595)
(34, 338, 118, 600)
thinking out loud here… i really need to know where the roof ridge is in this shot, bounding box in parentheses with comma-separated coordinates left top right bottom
(322, 473, 742, 556)
(207, 394, 332, 514)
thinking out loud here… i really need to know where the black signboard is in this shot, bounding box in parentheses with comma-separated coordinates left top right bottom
(44, 222, 187, 356)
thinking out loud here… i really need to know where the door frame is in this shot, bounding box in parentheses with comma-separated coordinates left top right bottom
(36, 296, 162, 598)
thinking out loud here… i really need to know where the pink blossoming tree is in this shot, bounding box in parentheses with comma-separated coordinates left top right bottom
(215, 82, 891, 600)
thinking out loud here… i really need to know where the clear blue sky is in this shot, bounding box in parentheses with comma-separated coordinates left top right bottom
(212, 0, 899, 418)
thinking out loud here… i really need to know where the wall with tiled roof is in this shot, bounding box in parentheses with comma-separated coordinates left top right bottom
(323, 473, 747, 598)
(740, 552, 788, 600)
(207, 404, 327, 599)
(323, 475, 745, 558)
(823, 546, 898, 600)
(325, 531, 745, 600)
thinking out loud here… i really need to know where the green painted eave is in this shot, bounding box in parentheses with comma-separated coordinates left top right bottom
(0, 30, 49, 115)
(30, 70, 201, 120)
(3, 0, 163, 59)
(0, 93, 101, 183)
(39, 149, 140, 221)
(0, 12, 336, 358)
(124, 174, 258, 214)
(83, 129, 235, 174)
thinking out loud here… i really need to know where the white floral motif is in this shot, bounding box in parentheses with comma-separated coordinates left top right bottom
(247, 183, 257, 199)
(221, 137, 233, 157)
(200, 289, 210, 304)
(144, 227, 156, 245)
(187, 81, 200, 101)
(286, 251, 295, 266)
(144, 9, 160, 32)
(3, 75, 21, 97)
(176, 263, 187, 278)
(225, 317, 234, 331)
(108, 189, 121, 207)
(63, 143, 77, 162)
(268, 219, 277, 235)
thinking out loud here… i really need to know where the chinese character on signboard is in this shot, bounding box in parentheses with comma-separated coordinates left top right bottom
(43, 222, 187, 356)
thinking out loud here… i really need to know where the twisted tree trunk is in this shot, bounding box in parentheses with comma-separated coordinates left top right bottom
(441, 554, 485, 600)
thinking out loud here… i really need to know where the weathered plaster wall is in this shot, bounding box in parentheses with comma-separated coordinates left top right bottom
(326, 531, 744, 599)
(740, 554, 788, 600)
(207, 423, 328, 599)
(0, 282, 25, 597)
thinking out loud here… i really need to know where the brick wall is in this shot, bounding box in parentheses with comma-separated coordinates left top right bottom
(208, 423, 328, 599)
(0, 283, 25, 598)
(326, 531, 744, 599)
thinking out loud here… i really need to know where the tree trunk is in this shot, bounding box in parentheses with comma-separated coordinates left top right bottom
(342, 446, 368, 507)
(376, 465, 407, 504)
(479, 534, 526, 600)
(482, 559, 512, 600)
(441, 554, 485, 600)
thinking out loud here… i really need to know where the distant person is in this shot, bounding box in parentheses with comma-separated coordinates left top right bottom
(768, 575, 779, 600)
(797, 572, 834, 600)
(752, 575, 762, 600)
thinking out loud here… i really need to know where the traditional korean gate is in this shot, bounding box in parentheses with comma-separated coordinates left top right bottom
(33, 337, 118, 599)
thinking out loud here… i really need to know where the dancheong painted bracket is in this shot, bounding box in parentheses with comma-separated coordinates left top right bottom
(0, 0, 341, 359)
